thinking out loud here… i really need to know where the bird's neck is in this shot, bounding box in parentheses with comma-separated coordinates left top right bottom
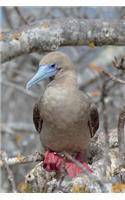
(48, 70, 77, 88)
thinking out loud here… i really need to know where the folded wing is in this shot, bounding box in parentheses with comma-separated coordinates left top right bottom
(33, 102, 43, 133)
(88, 104, 99, 138)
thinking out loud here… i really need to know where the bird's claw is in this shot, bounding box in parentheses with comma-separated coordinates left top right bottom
(43, 150, 93, 177)
(43, 150, 64, 171)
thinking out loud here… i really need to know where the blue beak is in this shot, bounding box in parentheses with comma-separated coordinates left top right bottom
(26, 64, 57, 89)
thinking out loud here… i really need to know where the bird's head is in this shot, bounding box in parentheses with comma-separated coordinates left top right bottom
(26, 51, 74, 89)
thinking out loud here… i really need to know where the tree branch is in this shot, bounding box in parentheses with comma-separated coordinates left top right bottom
(0, 151, 43, 167)
(14, 7, 29, 25)
(112, 56, 125, 70)
(2, 122, 34, 135)
(100, 81, 110, 176)
(102, 71, 125, 85)
(1, 19, 125, 63)
(1, 151, 17, 192)
(90, 64, 125, 85)
(1, 79, 38, 98)
(63, 151, 108, 192)
(117, 107, 125, 165)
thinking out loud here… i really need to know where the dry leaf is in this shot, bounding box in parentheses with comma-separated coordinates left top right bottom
(112, 183, 125, 193)
(88, 90, 101, 97)
(16, 153, 22, 161)
(41, 23, 49, 29)
(71, 183, 89, 193)
(0, 33, 4, 40)
(15, 134, 22, 143)
(89, 63, 103, 73)
(17, 181, 32, 193)
(71, 183, 81, 193)
(11, 32, 21, 40)
(88, 41, 95, 48)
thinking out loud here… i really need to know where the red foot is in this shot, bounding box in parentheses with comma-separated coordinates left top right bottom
(65, 152, 93, 177)
(43, 150, 64, 171)
(43, 150, 93, 177)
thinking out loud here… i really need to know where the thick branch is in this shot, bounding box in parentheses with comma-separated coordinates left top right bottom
(118, 107, 125, 164)
(1, 19, 125, 63)
(63, 151, 107, 192)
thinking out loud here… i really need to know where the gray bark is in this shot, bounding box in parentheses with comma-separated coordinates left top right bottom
(1, 19, 125, 63)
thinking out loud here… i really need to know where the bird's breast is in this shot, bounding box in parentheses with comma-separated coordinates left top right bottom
(42, 88, 87, 128)
(40, 86, 90, 152)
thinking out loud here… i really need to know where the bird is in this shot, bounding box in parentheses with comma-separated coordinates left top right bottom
(26, 51, 99, 177)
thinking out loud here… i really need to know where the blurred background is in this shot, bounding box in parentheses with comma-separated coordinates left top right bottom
(0, 7, 125, 192)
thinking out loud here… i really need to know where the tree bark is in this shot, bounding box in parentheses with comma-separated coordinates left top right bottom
(1, 19, 125, 63)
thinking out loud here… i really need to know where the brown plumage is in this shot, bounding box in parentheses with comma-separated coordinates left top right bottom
(32, 52, 99, 155)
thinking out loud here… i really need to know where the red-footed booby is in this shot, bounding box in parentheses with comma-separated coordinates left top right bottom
(26, 51, 99, 177)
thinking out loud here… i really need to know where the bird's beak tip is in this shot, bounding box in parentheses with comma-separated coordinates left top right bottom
(26, 82, 31, 90)
(26, 85, 29, 90)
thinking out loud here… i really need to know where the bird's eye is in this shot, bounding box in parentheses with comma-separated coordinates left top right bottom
(51, 64, 56, 68)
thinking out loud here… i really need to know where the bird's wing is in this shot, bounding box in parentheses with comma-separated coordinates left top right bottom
(33, 102, 43, 133)
(88, 104, 99, 138)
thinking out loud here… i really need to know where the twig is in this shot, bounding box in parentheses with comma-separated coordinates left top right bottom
(79, 76, 100, 90)
(14, 7, 29, 25)
(117, 107, 125, 165)
(89, 64, 125, 86)
(63, 151, 108, 192)
(2, 7, 13, 29)
(1, 151, 17, 192)
(112, 56, 125, 70)
(100, 81, 110, 176)
(0, 151, 44, 167)
(63, 151, 91, 178)
(102, 70, 125, 84)
(2, 122, 35, 135)
(1, 79, 38, 99)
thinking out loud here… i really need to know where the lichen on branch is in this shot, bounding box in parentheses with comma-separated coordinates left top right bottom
(1, 19, 125, 63)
